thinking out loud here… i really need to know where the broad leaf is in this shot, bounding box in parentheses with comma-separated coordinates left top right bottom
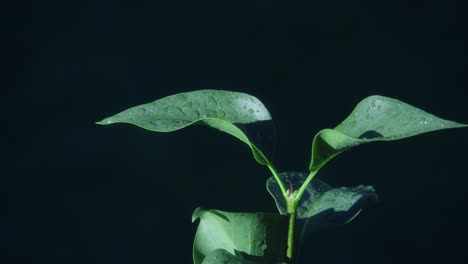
(96, 90, 275, 165)
(267, 172, 377, 235)
(192, 208, 287, 264)
(202, 249, 262, 264)
(310, 95, 467, 171)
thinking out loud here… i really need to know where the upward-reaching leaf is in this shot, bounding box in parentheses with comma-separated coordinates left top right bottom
(96, 90, 275, 166)
(310, 95, 467, 171)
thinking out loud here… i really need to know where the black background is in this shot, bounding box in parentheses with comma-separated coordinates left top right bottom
(13, 0, 468, 263)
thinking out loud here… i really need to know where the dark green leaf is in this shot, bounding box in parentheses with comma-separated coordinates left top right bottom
(267, 172, 377, 235)
(96, 90, 274, 165)
(192, 208, 287, 264)
(309, 95, 467, 171)
(202, 249, 263, 264)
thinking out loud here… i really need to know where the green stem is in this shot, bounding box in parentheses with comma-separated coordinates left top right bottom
(286, 193, 299, 261)
(284, 170, 319, 261)
(267, 165, 288, 200)
(286, 211, 296, 260)
(295, 170, 318, 203)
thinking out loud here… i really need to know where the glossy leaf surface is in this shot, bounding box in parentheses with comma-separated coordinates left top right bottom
(310, 95, 467, 171)
(267, 172, 377, 235)
(96, 90, 274, 165)
(192, 208, 287, 264)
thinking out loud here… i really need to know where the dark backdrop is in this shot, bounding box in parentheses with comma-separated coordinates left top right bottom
(13, 0, 468, 263)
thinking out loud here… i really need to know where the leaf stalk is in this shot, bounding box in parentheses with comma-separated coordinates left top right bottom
(295, 170, 318, 203)
(267, 165, 289, 201)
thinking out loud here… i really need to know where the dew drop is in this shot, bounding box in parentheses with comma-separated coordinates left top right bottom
(248, 108, 254, 114)
(207, 96, 217, 106)
(205, 110, 217, 117)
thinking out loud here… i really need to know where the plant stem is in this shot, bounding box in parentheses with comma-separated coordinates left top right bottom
(267, 165, 288, 200)
(295, 170, 318, 203)
(286, 211, 296, 260)
(285, 170, 319, 261)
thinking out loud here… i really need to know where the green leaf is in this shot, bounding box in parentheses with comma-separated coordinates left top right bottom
(309, 95, 467, 171)
(202, 249, 262, 264)
(267, 172, 377, 235)
(96, 90, 274, 166)
(192, 208, 288, 264)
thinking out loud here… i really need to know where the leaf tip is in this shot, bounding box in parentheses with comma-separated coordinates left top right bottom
(95, 118, 113, 125)
(192, 207, 205, 223)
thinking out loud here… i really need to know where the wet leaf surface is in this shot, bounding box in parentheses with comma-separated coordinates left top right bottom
(267, 172, 378, 237)
(97, 90, 276, 165)
(310, 95, 467, 171)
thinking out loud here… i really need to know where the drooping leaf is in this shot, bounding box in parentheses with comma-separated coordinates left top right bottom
(96, 90, 275, 165)
(309, 95, 467, 171)
(202, 249, 262, 264)
(267, 172, 377, 235)
(192, 208, 288, 264)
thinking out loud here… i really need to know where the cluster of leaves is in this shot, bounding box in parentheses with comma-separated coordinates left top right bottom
(98, 90, 466, 264)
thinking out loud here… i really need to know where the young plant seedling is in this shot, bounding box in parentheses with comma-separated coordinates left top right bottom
(97, 90, 466, 264)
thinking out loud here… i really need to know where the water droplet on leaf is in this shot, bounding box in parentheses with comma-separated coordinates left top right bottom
(207, 96, 217, 106)
(358, 130, 384, 140)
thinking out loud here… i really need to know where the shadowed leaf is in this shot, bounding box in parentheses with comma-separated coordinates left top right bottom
(202, 249, 263, 264)
(267, 172, 377, 236)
